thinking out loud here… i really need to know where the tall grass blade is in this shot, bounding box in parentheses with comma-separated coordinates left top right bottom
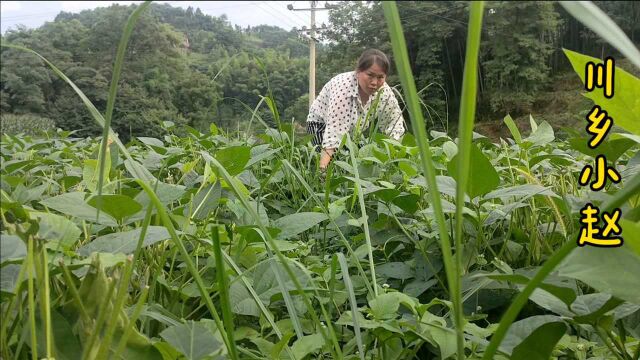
(560, 1, 640, 70)
(453, 2, 485, 359)
(346, 135, 378, 296)
(59, 260, 89, 320)
(482, 172, 640, 359)
(211, 227, 239, 360)
(98, 198, 154, 358)
(38, 245, 54, 359)
(26, 237, 37, 360)
(335, 253, 365, 360)
(254, 57, 281, 130)
(1, 263, 26, 358)
(244, 97, 269, 136)
(95, 1, 151, 217)
(382, 1, 463, 357)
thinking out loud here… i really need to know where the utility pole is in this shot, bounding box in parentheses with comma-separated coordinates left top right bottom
(288, 2, 336, 107)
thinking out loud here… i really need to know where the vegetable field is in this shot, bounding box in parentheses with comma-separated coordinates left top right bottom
(1, 1, 639, 360)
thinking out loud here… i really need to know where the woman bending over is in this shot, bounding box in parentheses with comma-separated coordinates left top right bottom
(306, 48, 406, 170)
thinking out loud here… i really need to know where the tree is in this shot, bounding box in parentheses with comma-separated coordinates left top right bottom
(1, 28, 54, 114)
(481, 1, 560, 115)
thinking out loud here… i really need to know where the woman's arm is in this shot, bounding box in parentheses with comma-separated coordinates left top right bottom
(319, 148, 335, 170)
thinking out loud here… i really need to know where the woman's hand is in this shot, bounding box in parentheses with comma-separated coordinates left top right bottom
(319, 148, 335, 171)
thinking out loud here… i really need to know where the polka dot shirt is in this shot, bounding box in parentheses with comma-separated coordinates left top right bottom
(306, 71, 405, 149)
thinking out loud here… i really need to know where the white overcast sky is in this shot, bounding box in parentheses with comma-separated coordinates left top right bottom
(1, 1, 335, 34)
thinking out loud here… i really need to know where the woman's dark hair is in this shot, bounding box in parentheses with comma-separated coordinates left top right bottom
(356, 49, 390, 74)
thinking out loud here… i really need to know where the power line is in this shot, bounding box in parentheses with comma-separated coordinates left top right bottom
(210, 2, 311, 49)
(260, 1, 307, 29)
(255, 2, 302, 30)
(1, 11, 61, 21)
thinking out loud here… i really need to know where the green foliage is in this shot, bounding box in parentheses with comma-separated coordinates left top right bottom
(0, 42, 52, 114)
(0, 113, 55, 136)
(482, 1, 560, 114)
(245, 25, 308, 57)
(2, 111, 639, 359)
(159, 320, 225, 360)
(77, 227, 170, 256)
(1, 3, 311, 140)
(557, 244, 640, 304)
(502, 316, 567, 359)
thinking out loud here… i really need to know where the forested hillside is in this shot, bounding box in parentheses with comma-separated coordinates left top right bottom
(1, 3, 312, 140)
(1, 1, 638, 140)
